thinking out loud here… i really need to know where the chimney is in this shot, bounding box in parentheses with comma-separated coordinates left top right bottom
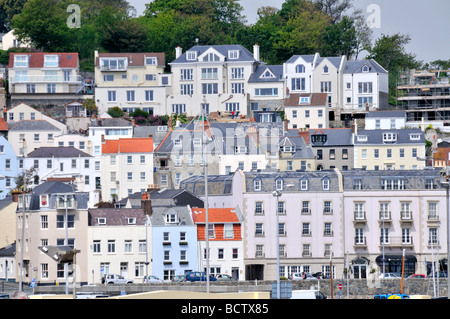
(101, 134, 105, 144)
(131, 118, 135, 126)
(353, 119, 358, 135)
(253, 44, 260, 61)
(175, 46, 182, 59)
(141, 192, 152, 216)
(3, 107, 6, 121)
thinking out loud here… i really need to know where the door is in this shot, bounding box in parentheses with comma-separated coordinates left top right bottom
(120, 262, 128, 278)
(353, 264, 367, 279)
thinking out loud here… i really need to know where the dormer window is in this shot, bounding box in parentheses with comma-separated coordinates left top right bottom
(228, 50, 239, 59)
(97, 218, 106, 225)
(275, 177, 283, 191)
(281, 146, 294, 152)
(14, 55, 28, 67)
(253, 178, 262, 191)
(186, 51, 197, 61)
(357, 135, 368, 142)
(311, 134, 327, 144)
(300, 177, 308, 190)
(145, 57, 157, 65)
(299, 97, 310, 104)
(383, 133, 397, 143)
(44, 55, 58, 67)
(126, 217, 136, 225)
(40, 195, 49, 207)
(165, 214, 179, 224)
(322, 177, 330, 191)
(100, 58, 127, 71)
(261, 69, 275, 78)
(410, 134, 421, 141)
(296, 64, 305, 73)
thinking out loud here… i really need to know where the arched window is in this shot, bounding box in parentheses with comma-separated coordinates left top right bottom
(323, 65, 329, 74)
(296, 64, 305, 73)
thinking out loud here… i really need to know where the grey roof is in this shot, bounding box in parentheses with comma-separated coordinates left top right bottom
(286, 54, 316, 64)
(9, 120, 60, 131)
(90, 118, 132, 127)
(180, 174, 234, 196)
(248, 65, 284, 83)
(316, 56, 344, 69)
(88, 208, 147, 226)
(133, 125, 169, 144)
(354, 129, 425, 145)
(170, 44, 257, 64)
(245, 170, 341, 192)
(0, 243, 15, 257)
(118, 188, 204, 208)
(32, 181, 76, 195)
(0, 196, 15, 211)
(27, 147, 92, 158)
(150, 205, 194, 226)
(365, 110, 407, 118)
(307, 128, 354, 147)
(279, 136, 315, 159)
(344, 59, 388, 74)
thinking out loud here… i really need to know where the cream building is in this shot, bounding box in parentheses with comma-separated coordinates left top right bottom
(353, 128, 426, 170)
(94, 51, 170, 115)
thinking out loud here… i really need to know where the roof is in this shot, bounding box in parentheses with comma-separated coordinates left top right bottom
(96, 52, 165, 68)
(354, 129, 425, 145)
(248, 65, 284, 83)
(286, 54, 316, 64)
(31, 181, 76, 195)
(344, 59, 388, 74)
(150, 206, 194, 226)
(308, 128, 354, 146)
(0, 118, 8, 131)
(365, 110, 407, 118)
(102, 138, 154, 154)
(88, 208, 147, 226)
(285, 93, 328, 107)
(9, 52, 79, 68)
(191, 207, 241, 224)
(9, 120, 60, 131)
(316, 56, 344, 69)
(90, 118, 132, 127)
(170, 44, 257, 64)
(27, 147, 91, 158)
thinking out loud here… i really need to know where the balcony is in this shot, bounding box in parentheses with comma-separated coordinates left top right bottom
(378, 211, 391, 224)
(354, 237, 367, 248)
(11, 75, 82, 84)
(353, 211, 366, 224)
(400, 211, 413, 224)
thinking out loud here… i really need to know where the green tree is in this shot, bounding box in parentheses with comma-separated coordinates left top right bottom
(320, 16, 357, 58)
(107, 106, 125, 118)
(366, 33, 421, 104)
(0, 0, 27, 32)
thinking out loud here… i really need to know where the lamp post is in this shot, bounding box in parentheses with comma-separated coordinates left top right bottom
(272, 190, 282, 299)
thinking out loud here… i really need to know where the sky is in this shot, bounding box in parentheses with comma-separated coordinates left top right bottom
(128, 0, 450, 64)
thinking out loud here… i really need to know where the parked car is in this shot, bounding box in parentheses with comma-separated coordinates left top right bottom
(172, 275, 186, 282)
(408, 274, 427, 278)
(104, 274, 133, 284)
(142, 275, 163, 283)
(378, 273, 400, 279)
(291, 290, 327, 299)
(374, 294, 410, 299)
(215, 274, 236, 281)
(290, 273, 318, 280)
(186, 271, 217, 282)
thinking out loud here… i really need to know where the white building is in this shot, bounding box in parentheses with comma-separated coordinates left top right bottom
(101, 137, 154, 201)
(168, 44, 261, 117)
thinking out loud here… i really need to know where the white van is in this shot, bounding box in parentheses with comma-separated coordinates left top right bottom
(291, 290, 327, 299)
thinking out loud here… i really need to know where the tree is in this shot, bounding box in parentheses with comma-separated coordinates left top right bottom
(107, 106, 125, 118)
(320, 16, 357, 58)
(366, 33, 421, 104)
(312, 0, 353, 24)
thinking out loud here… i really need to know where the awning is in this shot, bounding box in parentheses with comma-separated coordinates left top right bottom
(376, 255, 417, 263)
(352, 256, 370, 264)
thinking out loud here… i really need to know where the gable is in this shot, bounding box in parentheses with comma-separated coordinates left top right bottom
(198, 47, 224, 62)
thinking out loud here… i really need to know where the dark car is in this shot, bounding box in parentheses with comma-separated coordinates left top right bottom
(186, 271, 217, 282)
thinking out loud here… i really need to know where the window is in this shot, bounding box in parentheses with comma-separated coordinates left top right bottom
(181, 84, 193, 95)
(93, 240, 101, 253)
(275, 178, 283, 191)
(100, 58, 127, 71)
(172, 104, 186, 114)
(254, 88, 278, 96)
(296, 64, 305, 73)
(323, 65, 329, 74)
(201, 68, 218, 79)
(126, 90, 135, 102)
(354, 202, 365, 219)
(253, 179, 262, 191)
(255, 202, 264, 214)
(428, 202, 438, 219)
(291, 78, 305, 91)
(145, 90, 154, 101)
(231, 83, 245, 94)
(125, 240, 133, 253)
(300, 177, 308, 190)
(231, 67, 244, 79)
(202, 83, 218, 94)
(107, 90, 116, 102)
(355, 228, 365, 245)
(180, 69, 193, 81)
(47, 84, 56, 93)
(358, 96, 373, 107)
(186, 51, 197, 61)
(324, 223, 333, 236)
(226, 103, 239, 112)
(224, 224, 234, 239)
(429, 228, 438, 245)
(277, 201, 285, 214)
(145, 57, 157, 65)
(358, 82, 373, 94)
(302, 201, 310, 214)
(383, 133, 397, 143)
(255, 223, 264, 236)
(322, 177, 330, 191)
(320, 81, 332, 92)
(41, 215, 48, 228)
(103, 74, 114, 82)
(14, 55, 28, 67)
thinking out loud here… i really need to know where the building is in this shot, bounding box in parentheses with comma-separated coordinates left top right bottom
(364, 110, 407, 130)
(353, 128, 426, 170)
(101, 137, 154, 201)
(94, 51, 170, 115)
(15, 181, 90, 286)
(191, 207, 244, 280)
(283, 54, 318, 95)
(150, 205, 198, 281)
(397, 69, 450, 130)
(87, 207, 149, 284)
(0, 196, 18, 249)
(284, 93, 329, 129)
(8, 52, 86, 105)
(168, 44, 261, 117)
(308, 128, 354, 171)
(0, 136, 18, 198)
(278, 133, 316, 172)
(0, 243, 16, 282)
(7, 120, 65, 157)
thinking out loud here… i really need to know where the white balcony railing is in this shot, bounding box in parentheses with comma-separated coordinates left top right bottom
(11, 75, 83, 84)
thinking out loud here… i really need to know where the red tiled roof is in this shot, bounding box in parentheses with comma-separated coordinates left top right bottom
(191, 208, 240, 223)
(285, 93, 328, 106)
(9, 52, 79, 68)
(102, 138, 154, 154)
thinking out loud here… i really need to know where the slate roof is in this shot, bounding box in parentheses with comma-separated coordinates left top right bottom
(150, 206, 194, 226)
(28, 181, 89, 211)
(27, 147, 91, 158)
(354, 129, 425, 145)
(286, 54, 316, 64)
(365, 110, 407, 118)
(179, 174, 234, 196)
(170, 44, 257, 64)
(248, 65, 284, 82)
(307, 128, 354, 147)
(31, 181, 76, 195)
(88, 208, 147, 226)
(90, 118, 132, 127)
(0, 243, 15, 257)
(118, 189, 204, 208)
(316, 56, 344, 69)
(279, 136, 315, 159)
(344, 59, 388, 74)
(9, 120, 60, 131)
